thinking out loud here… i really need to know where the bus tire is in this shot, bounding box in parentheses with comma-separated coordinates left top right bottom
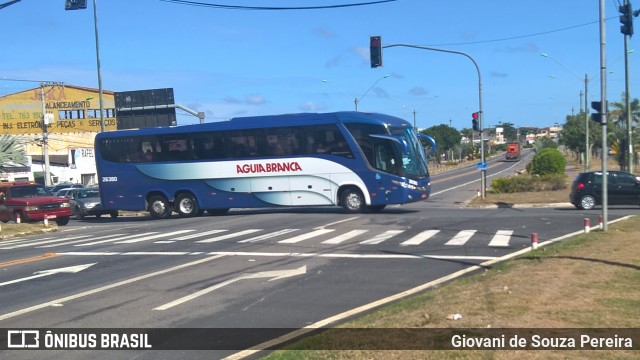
(175, 193, 199, 218)
(340, 188, 365, 213)
(148, 195, 172, 219)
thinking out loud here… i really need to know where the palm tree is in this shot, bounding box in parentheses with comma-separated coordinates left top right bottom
(0, 135, 28, 172)
(608, 93, 639, 171)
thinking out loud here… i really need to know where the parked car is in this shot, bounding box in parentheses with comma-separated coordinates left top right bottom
(0, 181, 71, 225)
(54, 188, 77, 198)
(47, 183, 85, 195)
(569, 170, 640, 210)
(62, 187, 118, 220)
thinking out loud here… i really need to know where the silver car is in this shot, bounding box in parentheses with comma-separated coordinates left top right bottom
(64, 188, 118, 220)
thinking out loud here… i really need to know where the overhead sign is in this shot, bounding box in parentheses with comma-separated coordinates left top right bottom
(115, 88, 177, 129)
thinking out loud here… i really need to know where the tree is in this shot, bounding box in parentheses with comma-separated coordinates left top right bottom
(421, 124, 461, 163)
(0, 135, 28, 172)
(496, 121, 518, 142)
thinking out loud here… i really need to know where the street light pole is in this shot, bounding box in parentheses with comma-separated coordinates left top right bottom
(383, 43, 486, 198)
(540, 53, 590, 171)
(92, 0, 105, 132)
(355, 74, 389, 111)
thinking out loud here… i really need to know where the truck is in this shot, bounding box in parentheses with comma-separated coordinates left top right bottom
(505, 142, 521, 161)
(0, 181, 71, 225)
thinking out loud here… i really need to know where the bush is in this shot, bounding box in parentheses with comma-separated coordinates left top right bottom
(530, 148, 566, 176)
(490, 174, 567, 193)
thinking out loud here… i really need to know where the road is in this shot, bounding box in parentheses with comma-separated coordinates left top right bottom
(1, 152, 637, 359)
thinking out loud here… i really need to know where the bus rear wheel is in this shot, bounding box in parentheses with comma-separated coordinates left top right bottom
(148, 195, 172, 219)
(175, 193, 199, 218)
(340, 188, 365, 213)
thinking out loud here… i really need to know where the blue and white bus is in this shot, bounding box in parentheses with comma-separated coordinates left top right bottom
(94, 111, 432, 219)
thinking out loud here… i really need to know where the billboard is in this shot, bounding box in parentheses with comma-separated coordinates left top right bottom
(0, 85, 117, 135)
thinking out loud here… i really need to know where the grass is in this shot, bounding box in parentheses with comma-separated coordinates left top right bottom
(263, 215, 640, 359)
(0, 222, 58, 240)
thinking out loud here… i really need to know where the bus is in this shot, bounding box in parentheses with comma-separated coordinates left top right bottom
(94, 111, 432, 219)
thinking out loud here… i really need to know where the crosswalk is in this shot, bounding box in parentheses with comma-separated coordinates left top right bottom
(0, 227, 522, 251)
(0, 228, 514, 250)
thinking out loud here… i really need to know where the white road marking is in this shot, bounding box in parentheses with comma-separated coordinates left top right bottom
(77, 232, 159, 246)
(196, 229, 262, 243)
(400, 230, 440, 246)
(116, 230, 195, 244)
(277, 229, 335, 244)
(359, 230, 404, 245)
(321, 230, 369, 244)
(38, 234, 126, 248)
(445, 230, 476, 246)
(238, 229, 299, 243)
(488, 230, 514, 247)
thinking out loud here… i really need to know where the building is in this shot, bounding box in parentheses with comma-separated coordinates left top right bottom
(0, 84, 117, 185)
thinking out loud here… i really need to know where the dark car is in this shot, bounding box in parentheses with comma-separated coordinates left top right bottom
(569, 170, 640, 210)
(47, 183, 85, 195)
(63, 187, 118, 220)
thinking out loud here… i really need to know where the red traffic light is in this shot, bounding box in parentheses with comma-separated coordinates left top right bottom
(370, 35, 383, 68)
(472, 112, 479, 120)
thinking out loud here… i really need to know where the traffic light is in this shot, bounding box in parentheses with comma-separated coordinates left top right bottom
(620, 3, 634, 36)
(590, 101, 608, 124)
(370, 36, 383, 68)
(472, 112, 480, 132)
(65, 0, 87, 11)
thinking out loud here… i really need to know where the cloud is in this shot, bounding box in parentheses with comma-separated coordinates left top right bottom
(410, 86, 429, 96)
(223, 94, 266, 105)
(350, 46, 369, 65)
(312, 28, 335, 39)
(495, 42, 540, 54)
(245, 94, 266, 105)
(490, 72, 509, 78)
(299, 101, 329, 112)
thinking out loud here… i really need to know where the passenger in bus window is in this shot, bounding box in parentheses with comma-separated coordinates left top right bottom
(315, 143, 327, 153)
(144, 149, 153, 161)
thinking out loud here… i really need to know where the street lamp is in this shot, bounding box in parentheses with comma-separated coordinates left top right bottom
(540, 53, 590, 171)
(355, 74, 389, 111)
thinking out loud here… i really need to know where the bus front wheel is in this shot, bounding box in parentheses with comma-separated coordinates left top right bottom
(175, 193, 199, 218)
(340, 188, 365, 213)
(148, 195, 172, 219)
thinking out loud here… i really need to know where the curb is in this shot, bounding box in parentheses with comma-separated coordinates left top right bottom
(465, 201, 574, 209)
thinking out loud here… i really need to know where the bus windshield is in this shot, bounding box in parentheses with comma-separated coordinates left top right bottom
(389, 127, 429, 180)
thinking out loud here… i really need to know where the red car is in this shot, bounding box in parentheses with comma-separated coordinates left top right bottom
(0, 182, 71, 225)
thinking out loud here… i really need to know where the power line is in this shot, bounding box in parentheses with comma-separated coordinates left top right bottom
(158, 0, 398, 10)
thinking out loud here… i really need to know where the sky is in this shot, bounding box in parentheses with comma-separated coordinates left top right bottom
(1, 0, 638, 131)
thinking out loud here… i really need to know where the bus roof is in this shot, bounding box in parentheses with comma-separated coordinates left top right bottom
(96, 111, 412, 139)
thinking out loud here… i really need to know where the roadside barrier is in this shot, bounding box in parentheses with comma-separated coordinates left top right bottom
(531, 232, 538, 249)
(584, 218, 590, 233)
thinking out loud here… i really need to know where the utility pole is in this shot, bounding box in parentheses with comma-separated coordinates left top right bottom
(40, 83, 51, 187)
(585, 74, 590, 171)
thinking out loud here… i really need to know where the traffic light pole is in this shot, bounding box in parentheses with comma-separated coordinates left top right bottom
(599, 0, 609, 231)
(383, 44, 486, 198)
